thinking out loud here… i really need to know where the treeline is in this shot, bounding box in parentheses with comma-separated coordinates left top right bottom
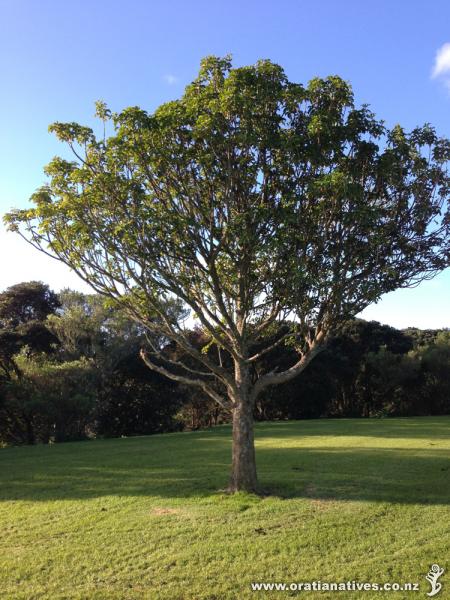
(0, 282, 448, 445)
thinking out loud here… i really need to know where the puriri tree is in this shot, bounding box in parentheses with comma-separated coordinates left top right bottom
(5, 56, 449, 491)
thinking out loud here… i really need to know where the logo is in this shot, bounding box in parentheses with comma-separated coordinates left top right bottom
(426, 564, 444, 597)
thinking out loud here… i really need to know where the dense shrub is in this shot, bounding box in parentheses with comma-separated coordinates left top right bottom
(0, 358, 96, 444)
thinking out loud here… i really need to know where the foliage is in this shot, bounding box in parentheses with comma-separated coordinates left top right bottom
(48, 290, 185, 437)
(0, 281, 60, 327)
(0, 282, 60, 382)
(257, 320, 449, 419)
(411, 330, 450, 415)
(0, 357, 97, 445)
(94, 350, 184, 437)
(0, 286, 187, 444)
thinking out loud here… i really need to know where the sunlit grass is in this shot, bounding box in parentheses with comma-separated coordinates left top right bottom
(1, 417, 449, 599)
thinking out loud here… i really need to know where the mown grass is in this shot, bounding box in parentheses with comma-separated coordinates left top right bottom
(0, 417, 449, 599)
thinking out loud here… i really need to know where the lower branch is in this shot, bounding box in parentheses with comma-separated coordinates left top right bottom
(252, 330, 326, 399)
(140, 349, 232, 410)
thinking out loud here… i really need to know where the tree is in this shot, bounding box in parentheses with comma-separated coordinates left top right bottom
(253, 319, 415, 420)
(411, 330, 450, 415)
(0, 282, 59, 381)
(5, 56, 449, 491)
(47, 289, 186, 438)
(323, 319, 413, 417)
(0, 282, 61, 444)
(94, 349, 184, 438)
(0, 356, 97, 445)
(0, 281, 60, 327)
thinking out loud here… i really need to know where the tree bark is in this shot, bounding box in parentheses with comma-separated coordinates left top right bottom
(24, 414, 35, 445)
(228, 359, 258, 492)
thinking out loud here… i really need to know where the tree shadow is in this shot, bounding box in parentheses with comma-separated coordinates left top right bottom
(255, 416, 450, 440)
(256, 446, 450, 504)
(0, 423, 448, 505)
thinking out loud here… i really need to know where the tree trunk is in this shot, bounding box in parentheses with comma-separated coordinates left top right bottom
(24, 414, 35, 445)
(228, 390, 258, 493)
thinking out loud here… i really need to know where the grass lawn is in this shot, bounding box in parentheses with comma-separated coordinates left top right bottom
(0, 416, 449, 599)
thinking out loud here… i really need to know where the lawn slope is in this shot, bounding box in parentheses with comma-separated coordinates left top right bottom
(0, 417, 449, 599)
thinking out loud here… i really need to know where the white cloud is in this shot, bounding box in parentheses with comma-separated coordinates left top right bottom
(431, 43, 450, 81)
(163, 74, 178, 85)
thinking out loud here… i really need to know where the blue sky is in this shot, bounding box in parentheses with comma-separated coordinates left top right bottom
(0, 0, 449, 328)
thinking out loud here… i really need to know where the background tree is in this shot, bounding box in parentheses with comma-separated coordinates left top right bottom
(254, 319, 416, 420)
(0, 282, 60, 443)
(3, 356, 97, 444)
(410, 330, 450, 415)
(0, 281, 59, 381)
(323, 319, 413, 417)
(5, 57, 449, 491)
(47, 290, 186, 438)
(94, 350, 184, 438)
(0, 286, 187, 445)
(0, 281, 60, 327)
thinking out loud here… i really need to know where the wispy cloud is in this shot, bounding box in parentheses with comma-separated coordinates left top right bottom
(163, 74, 179, 85)
(431, 43, 450, 90)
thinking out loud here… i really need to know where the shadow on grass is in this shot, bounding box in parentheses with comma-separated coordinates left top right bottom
(256, 446, 450, 504)
(0, 423, 448, 505)
(255, 416, 450, 440)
